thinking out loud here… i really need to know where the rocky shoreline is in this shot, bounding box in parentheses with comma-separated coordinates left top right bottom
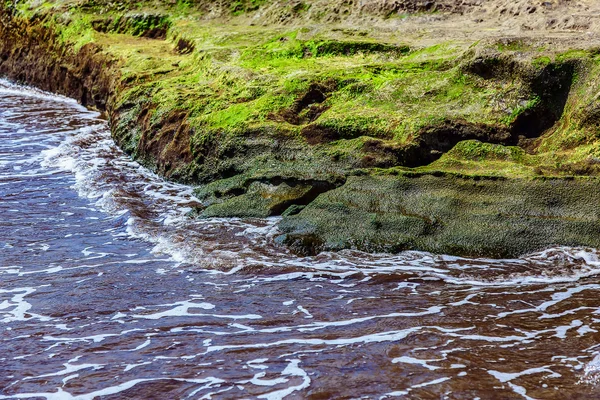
(4, 0, 600, 257)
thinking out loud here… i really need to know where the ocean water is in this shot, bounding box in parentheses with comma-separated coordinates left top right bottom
(2, 80, 600, 399)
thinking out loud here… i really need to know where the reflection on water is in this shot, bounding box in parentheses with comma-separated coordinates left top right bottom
(2, 80, 600, 398)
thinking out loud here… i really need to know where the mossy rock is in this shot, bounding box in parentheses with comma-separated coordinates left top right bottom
(443, 140, 525, 162)
(8, 0, 600, 258)
(200, 179, 333, 218)
(278, 174, 600, 257)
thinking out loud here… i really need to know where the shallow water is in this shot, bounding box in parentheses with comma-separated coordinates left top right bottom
(2, 80, 600, 399)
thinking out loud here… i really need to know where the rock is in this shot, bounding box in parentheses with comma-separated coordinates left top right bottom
(6, 0, 600, 258)
(278, 173, 600, 258)
(200, 180, 333, 218)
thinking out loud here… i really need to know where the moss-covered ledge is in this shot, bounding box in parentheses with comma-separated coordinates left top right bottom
(277, 173, 600, 258)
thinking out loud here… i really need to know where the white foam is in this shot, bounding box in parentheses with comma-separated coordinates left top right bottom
(0, 79, 87, 110)
(489, 366, 562, 400)
(381, 377, 450, 398)
(123, 362, 152, 372)
(42, 329, 145, 345)
(257, 360, 311, 400)
(240, 372, 288, 387)
(206, 326, 468, 353)
(129, 339, 151, 351)
(0, 287, 52, 323)
(410, 377, 451, 389)
(392, 356, 442, 371)
(247, 359, 270, 370)
(507, 383, 535, 400)
(488, 366, 560, 383)
(24, 362, 103, 381)
(130, 300, 215, 320)
(0, 377, 224, 400)
(296, 306, 313, 319)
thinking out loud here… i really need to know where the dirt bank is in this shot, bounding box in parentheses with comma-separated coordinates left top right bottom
(4, 0, 600, 257)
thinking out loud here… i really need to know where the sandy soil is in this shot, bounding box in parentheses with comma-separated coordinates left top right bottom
(229, 0, 600, 49)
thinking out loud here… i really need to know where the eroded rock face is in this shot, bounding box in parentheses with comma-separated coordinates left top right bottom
(0, 19, 116, 110)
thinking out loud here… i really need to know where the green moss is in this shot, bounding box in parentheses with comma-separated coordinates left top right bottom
(420, 140, 534, 178)
(444, 140, 525, 162)
(533, 56, 552, 68)
(557, 49, 590, 62)
(56, 13, 95, 51)
(9, 0, 600, 190)
(230, 0, 269, 15)
(27, 1, 588, 182)
(126, 14, 171, 36)
(199, 103, 254, 130)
